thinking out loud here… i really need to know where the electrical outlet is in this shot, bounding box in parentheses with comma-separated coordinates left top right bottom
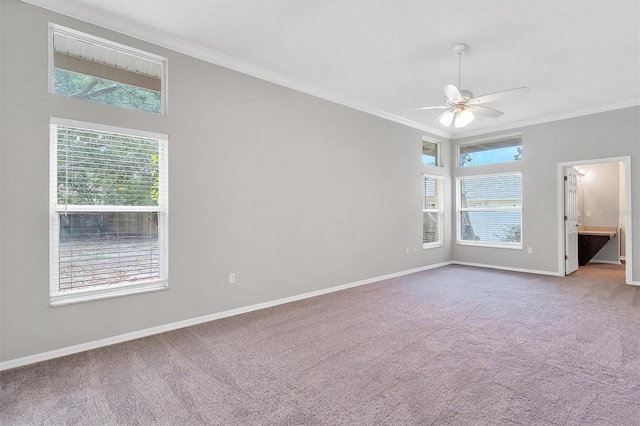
(229, 273, 236, 284)
(586, 211, 592, 217)
(405, 248, 409, 255)
(412, 247, 417, 254)
(527, 247, 533, 254)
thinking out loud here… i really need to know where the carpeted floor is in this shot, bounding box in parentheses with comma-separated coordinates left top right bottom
(1, 264, 639, 425)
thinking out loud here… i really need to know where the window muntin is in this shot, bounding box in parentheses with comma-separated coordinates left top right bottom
(50, 24, 166, 115)
(50, 119, 168, 306)
(422, 140, 440, 166)
(458, 135, 521, 167)
(423, 175, 444, 248)
(456, 173, 522, 248)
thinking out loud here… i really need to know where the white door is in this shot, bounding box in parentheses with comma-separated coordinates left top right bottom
(565, 167, 579, 274)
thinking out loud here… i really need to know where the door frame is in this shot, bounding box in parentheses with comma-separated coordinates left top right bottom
(557, 156, 633, 284)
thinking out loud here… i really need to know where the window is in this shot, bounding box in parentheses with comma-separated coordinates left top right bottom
(49, 24, 166, 114)
(458, 135, 521, 167)
(456, 173, 522, 248)
(422, 140, 440, 166)
(49, 118, 168, 306)
(423, 175, 444, 248)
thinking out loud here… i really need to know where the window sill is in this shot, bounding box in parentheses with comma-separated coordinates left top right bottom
(50, 280, 168, 307)
(423, 242, 444, 250)
(456, 241, 522, 250)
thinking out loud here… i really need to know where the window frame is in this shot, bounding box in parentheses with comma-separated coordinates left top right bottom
(455, 171, 522, 250)
(48, 23, 168, 115)
(422, 139, 441, 167)
(422, 174, 445, 249)
(49, 117, 169, 306)
(457, 133, 522, 168)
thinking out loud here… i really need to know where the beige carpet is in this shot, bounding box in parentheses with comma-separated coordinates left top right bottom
(1, 264, 639, 425)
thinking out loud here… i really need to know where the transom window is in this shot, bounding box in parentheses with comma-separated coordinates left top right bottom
(458, 135, 522, 167)
(49, 118, 168, 306)
(423, 175, 444, 248)
(456, 173, 522, 248)
(49, 24, 167, 114)
(422, 140, 440, 166)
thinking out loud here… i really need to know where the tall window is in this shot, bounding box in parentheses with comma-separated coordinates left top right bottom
(458, 135, 522, 167)
(423, 175, 444, 248)
(49, 24, 167, 114)
(49, 118, 168, 306)
(456, 173, 522, 248)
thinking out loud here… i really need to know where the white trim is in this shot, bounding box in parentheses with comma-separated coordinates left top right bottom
(453, 99, 640, 140)
(631, 281, 640, 287)
(0, 261, 453, 371)
(557, 156, 633, 284)
(25, 0, 450, 139)
(50, 117, 168, 141)
(453, 261, 562, 277)
(587, 260, 622, 265)
(455, 241, 523, 250)
(50, 280, 168, 307)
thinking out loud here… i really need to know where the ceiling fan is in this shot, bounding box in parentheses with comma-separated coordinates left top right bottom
(414, 43, 529, 128)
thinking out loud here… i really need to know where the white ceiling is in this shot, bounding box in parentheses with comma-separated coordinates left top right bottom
(28, 0, 640, 138)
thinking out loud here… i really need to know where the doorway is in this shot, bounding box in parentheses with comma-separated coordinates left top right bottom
(557, 156, 633, 284)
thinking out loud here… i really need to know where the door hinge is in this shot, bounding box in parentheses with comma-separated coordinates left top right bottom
(564, 215, 568, 220)
(564, 176, 568, 181)
(565, 255, 568, 260)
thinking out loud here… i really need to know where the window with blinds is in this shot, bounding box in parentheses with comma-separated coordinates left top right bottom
(458, 135, 522, 167)
(49, 118, 168, 306)
(422, 175, 444, 248)
(49, 24, 166, 114)
(456, 173, 522, 248)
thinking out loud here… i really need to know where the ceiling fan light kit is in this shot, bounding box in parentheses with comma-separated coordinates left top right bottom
(416, 43, 530, 129)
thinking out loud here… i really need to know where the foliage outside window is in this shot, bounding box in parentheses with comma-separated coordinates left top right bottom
(50, 24, 166, 114)
(456, 173, 522, 248)
(458, 135, 522, 167)
(422, 140, 440, 166)
(423, 175, 444, 248)
(50, 119, 168, 306)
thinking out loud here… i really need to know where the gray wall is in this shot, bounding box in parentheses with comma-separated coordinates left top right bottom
(453, 108, 640, 275)
(0, 2, 451, 362)
(1, 1, 638, 365)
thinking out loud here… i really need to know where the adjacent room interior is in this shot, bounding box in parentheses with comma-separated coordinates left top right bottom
(1, 0, 639, 424)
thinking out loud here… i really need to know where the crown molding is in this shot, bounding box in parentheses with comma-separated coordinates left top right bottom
(452, 98, 640, 140)
(21, 0, 452, 140)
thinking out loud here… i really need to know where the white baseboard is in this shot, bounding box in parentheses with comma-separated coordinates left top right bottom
(588, 259, 622, 265)
(0, 261, 453, 371)
(452, 261, 563, 277)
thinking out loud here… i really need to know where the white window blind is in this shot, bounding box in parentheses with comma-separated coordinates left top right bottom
(423, 175, 444, 248)
(457, 173, 522, 248)
(49, 118, 168, 306)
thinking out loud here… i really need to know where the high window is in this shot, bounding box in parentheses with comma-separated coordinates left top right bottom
(422, 140, 440, 166)
(49, 118, 168, 306)
(423, 175, 444, 248)
(458, 135, 522, 167)
(456, 173, 522, 248)
(49, 24, 167, 114)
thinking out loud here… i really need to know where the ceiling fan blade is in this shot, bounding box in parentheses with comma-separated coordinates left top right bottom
(468, 87, 530, 105)
(467, 105, 504, 118)
(409, 105, 449, 111)
(443, 84, 462, 102)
